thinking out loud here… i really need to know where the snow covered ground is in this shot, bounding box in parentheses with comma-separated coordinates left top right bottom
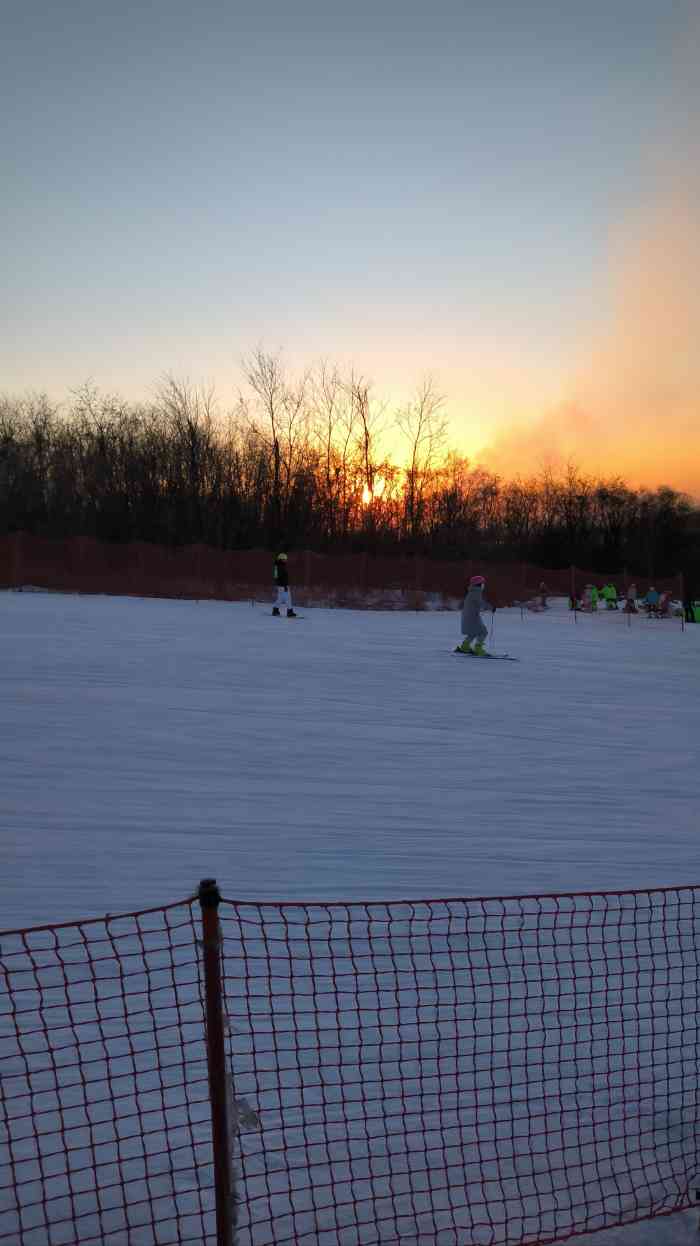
(1, 589, 699, 1245)
(1, 590, 698, 928)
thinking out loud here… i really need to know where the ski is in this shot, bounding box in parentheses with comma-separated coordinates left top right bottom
(268, 613, 305, 619)
(454, 648, 518, 661)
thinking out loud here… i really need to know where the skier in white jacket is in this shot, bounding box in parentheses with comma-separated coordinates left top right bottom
(456, 575, 493, 655)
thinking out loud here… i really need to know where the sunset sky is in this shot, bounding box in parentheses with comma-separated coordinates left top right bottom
(3, 1, 699, 492)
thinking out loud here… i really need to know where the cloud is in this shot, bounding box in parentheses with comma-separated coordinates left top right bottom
(479, 23, 700, 497)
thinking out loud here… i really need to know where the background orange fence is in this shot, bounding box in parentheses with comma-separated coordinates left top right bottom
(0, 531, 683, 609)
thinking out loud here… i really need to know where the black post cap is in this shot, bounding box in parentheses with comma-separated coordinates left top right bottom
(198, 879, 221, 908)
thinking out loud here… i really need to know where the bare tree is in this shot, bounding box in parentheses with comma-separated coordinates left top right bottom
(309, 362, 357, 543)
(395, 375, 448, 542)
(345, 374, 391, 544)
(154, 376, 218, 542)
(242, 348, 312, 541)
(280, 372, 310, 504)
(241, 349, 286, 538)
(350, 376, 380, 493)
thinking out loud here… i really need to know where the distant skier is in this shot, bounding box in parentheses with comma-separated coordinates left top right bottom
(656, 590, 672, 617)
(272, 552, 297, 618)
(456, 575, 493, 655)
(538, 581, 549, 609)
(683, 579, 697, 624)
(644, 586, 660, 616)
(624, 583, 638, 613)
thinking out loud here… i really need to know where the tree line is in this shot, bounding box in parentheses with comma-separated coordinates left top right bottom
(1, 351, 698, 578)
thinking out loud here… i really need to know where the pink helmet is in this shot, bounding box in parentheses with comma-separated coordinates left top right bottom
(469, 575, 485, 588)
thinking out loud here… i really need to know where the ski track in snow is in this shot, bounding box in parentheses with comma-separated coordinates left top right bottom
(1, 590, 699, 1246)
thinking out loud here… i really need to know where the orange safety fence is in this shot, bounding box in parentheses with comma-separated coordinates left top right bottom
(2, 881, 699, 1245)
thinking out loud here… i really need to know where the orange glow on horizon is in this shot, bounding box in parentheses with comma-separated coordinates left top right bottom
(362, 477, 387, 504)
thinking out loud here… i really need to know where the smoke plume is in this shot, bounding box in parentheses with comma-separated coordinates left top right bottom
(480, 27, 700, 498)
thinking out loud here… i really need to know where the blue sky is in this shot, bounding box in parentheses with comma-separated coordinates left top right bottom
(2, 0, 695, 470)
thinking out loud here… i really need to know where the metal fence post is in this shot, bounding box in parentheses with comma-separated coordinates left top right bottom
(198, 878, 234, 1246)
(12, 531, 23, 588)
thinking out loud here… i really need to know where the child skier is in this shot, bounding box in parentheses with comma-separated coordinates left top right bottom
(456, 575, 492, 655)
(272, 552, 297, 617)
(624, 583, 638, 613)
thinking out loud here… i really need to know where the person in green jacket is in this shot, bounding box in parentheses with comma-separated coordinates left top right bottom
(590, 585, 599, 611)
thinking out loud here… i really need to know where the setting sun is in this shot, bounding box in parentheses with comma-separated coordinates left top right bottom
(362, 477, 386, 505)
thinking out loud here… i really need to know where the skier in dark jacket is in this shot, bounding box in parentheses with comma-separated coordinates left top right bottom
(272, 552, 297, 617)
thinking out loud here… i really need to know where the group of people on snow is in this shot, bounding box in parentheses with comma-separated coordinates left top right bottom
(567, 581, 687, 618)
(618, 584, 667, 615)
(623, 585, 676, 617)
(570, 583, 620, 611)
(270, 552, 699, 640)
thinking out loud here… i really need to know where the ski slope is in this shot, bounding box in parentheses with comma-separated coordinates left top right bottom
(1, 590, 698, 930)
(1, 589, 699, 1245)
